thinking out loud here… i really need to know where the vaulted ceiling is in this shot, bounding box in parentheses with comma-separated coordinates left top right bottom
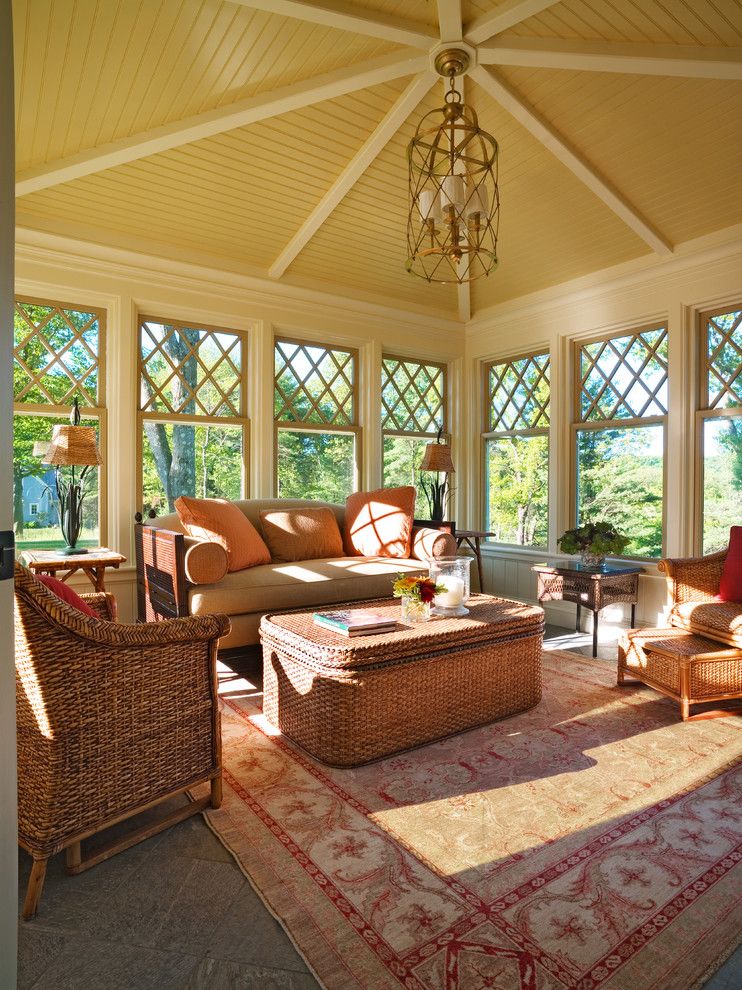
(13, 0, 742, 321)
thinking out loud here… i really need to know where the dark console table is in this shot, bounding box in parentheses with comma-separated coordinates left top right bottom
(532, 562, 642, 657)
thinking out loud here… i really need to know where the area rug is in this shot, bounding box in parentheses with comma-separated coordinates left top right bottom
(199, 649, 742, 990)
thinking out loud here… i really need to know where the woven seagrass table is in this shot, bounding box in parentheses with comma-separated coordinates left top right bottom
(260, 594, 544, 767)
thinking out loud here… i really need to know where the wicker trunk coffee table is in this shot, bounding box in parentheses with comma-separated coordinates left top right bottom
(260, 595, 544, 767)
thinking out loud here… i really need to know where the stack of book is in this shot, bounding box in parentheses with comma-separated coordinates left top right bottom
(313, 610, 398, 637)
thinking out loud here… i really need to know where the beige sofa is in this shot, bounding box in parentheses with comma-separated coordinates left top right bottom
(136, 498, 456, 649)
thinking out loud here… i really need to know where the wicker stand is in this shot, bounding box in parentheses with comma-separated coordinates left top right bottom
(261, 595, 544, 767)
(618, 626, 742, 721)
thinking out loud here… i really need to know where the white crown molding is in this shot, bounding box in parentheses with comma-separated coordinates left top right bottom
(466, 223, 742, 339)
(15, 223, 463, 337)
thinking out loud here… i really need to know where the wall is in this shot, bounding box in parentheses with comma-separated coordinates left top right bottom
(1, 0, 18, 983)
(461, 226, 742, 629)
(14, 228, 463, 622)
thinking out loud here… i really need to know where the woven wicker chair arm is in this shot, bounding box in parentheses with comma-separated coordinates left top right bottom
(85, 611, 230, 647)
(658, 550, 726, 604)
(79, 592, 117, 622)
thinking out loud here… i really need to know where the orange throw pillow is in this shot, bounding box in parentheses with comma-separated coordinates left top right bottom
(260, 508, 343, 563)
(344, 486, 416, 558)
(175, 497, 271, 573)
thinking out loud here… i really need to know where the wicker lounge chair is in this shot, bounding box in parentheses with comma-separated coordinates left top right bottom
(618, 543, 742, 719)
(14, 562, 229, 919)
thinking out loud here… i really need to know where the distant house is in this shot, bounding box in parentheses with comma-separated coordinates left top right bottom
(21, 470, 56, 527)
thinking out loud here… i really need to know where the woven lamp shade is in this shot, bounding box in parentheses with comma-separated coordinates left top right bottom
(45, 425, 102, 467)
(420, 443, 455, 473)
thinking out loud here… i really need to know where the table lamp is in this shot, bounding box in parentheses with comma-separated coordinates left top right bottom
(41, 399, 102, 555)
(419, 433, 455, 522)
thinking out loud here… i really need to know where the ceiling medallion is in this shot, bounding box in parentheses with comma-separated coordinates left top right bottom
(406, 48, 499, 285)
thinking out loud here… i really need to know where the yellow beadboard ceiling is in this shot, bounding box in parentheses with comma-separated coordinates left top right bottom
(13, 0, 742, 322)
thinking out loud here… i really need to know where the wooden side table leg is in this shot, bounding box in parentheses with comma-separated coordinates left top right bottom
(592, 610, 599, 658)
(475, 537, 484, 593)
(575, 604, 581, 633)
(630, 603, 636, 628)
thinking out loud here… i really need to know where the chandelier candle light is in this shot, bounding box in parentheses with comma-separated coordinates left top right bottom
(407, 48, 499, 284)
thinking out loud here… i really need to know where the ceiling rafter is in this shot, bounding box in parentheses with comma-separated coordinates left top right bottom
(437, 0, 463, 43)
(465, 0, 562, 45)
(226, 0, 437, 49)
(269, 71, 437, 278)
(478, 38, 742, 79)
(15, 51, 427, 197)
(470, 65, 673, 256)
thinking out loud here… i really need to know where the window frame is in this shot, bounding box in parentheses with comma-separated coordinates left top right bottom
(381, 353, 449, 488)
(694, 303, 742, 555)
(481, 348, 551, 549)
(273, 335, 361, 498)
(570, 322, 669, 561)
(136, 314, 250, 513)
(13, 294, 108, 545)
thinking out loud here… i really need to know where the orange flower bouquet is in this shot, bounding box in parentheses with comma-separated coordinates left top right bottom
(392, 575, 447, 623)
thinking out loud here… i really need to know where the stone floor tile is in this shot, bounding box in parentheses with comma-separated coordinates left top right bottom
(28, 937, 199, 990)
(703, 944, 742, 989)
(185, 956, 321, 990)
(204, 882, 309, 972)
(17, 927, 65, 989)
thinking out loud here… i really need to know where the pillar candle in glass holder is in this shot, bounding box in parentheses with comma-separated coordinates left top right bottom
(428, 556, 471, 617)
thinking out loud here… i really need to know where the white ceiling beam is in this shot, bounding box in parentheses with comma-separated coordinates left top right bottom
(15, 51, 428, 197)
(471, 66, 672, 255)
(227, 0, 437, 49)
(465, 0, 561, 45)
(269, 72, 436, 278)
(478, 38, 742, 79)
(437, 0, 463, 43)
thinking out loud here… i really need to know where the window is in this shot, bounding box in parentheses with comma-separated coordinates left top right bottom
(574, 325, 667, 558)
(483, 352, 549, 547)
(381, 355, 446, 517)
(13, 297, 106, 550)
(698, 305, 742, 554)
(274, 338, 359, 501)
(139, 317, 248, 513)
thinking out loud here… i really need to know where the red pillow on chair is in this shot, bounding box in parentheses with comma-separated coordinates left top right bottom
(35, 575, 98, 618)
(717, 526, 742, 603)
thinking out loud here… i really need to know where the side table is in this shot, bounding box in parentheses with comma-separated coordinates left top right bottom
(532, 562, 641, 657)
(21, 547, 126, 593)
(455, 530, 496, 593)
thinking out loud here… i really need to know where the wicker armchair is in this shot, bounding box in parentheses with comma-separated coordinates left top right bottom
(14, 562, 230, 919)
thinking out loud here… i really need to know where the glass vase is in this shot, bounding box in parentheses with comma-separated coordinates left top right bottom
(428, 556, 471, 617)
(580, 550, 605, 569)
(400, 596, 431, 624)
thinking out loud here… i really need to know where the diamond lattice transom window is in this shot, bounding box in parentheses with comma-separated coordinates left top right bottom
(14, 300, 100, 406)
(140, 320, 243, 418)
(274, 340, 355, 426)
(705, 308, 742, 409)
(382, 357, 445, 435)
(578, 327, 668, 422)
(488, 353, 550, 432)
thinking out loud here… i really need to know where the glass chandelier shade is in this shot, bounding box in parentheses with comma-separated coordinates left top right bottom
(406, 75, 500, 285)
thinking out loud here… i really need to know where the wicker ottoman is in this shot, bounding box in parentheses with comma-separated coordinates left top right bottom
(618, 626, 742, 720)
(260, 595, 544, 767)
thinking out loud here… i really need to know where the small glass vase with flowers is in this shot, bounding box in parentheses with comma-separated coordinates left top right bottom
(392, 575, 446, 624)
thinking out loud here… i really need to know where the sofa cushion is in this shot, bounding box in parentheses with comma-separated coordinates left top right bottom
(718, 526, 742, 602)
(671, 600, 742, 648)
(35, 575, 98, 618)
(411, 526, 457, 561)
(343, 486, 416, 558)
(189, 556, 426, 618)
(184, 538, 229, 585)
(175, 496, 271, 572)
(260, 507, 343, 563)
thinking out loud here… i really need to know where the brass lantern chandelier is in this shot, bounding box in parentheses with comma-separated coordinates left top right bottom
(406, 49, 499, 284)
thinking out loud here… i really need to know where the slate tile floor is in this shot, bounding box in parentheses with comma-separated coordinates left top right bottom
(17, 624, 741, 989)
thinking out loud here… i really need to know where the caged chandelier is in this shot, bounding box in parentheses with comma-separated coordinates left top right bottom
(406, 49, 499, 285)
